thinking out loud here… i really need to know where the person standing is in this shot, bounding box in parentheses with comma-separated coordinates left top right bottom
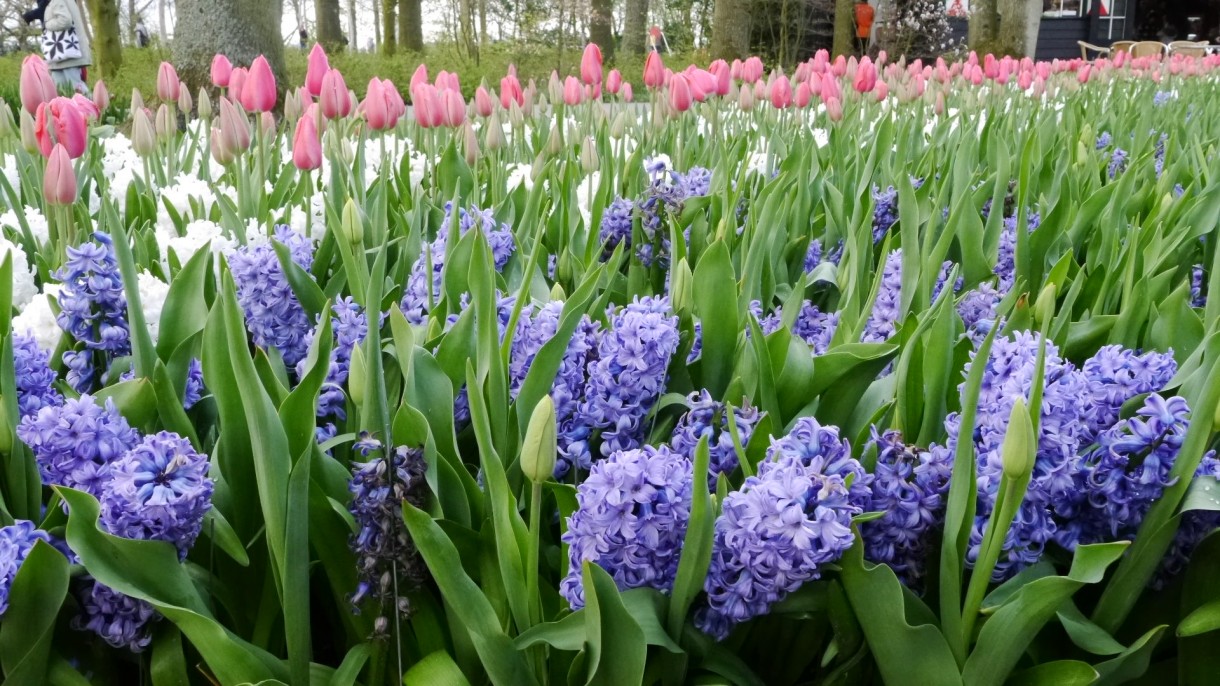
(299, 27, 308, 49)
(135, 19, 149, 47)
(854, 0, 875, 55)
(24, 0, 91, 93)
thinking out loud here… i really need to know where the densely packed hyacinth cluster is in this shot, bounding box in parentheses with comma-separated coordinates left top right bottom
(228, 225, 316, 369)
(669, 390, 763, 485)
(56, 235, 130, 392)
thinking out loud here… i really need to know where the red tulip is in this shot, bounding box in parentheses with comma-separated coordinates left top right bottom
(292, 114, 321, 171)
(606, 69, 622, 95)
(410, 64, 429, 92)
(473, 86, 494, 117)
(581, 42, 603, 86)
(227, 67, 247, 104)
(770, 75, 792, 109)
(211, 54, 233, 88)
(440, 87, 465, 127)
(710, 60, 731, 96)
(305, 44, 330, 97)
(644, 50, 665, 89)
(562, 76, 583, 106)
(242, 56, 277, 113)
(34, 98, 87, 158)
(319, 69, 351, 118)
(825, 96, 843, 122)
(157, 62, 181, 102)
(43, 144, 76, 205)
(622, 83, 634, 102)
(19, 55, 56, 115)
(669, 74, 692, 112)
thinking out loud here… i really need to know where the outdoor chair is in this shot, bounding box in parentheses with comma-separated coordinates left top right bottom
(1169, 40, 1208, 57)
(1078, 41, 1110, 60)
(1130, 41, 1167, 58)
(1110, 41, 1136, 55)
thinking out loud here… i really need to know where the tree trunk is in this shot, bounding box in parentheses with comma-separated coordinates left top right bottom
(315, 0, 345, 50)
(399, 0, 423, 51)
(479, 0, 487, 49)
(86, 0, 124, 79)
(709, 0, 749, 60)
(347, 0, 358, 50)
(832, 0, 854, 57)
(173, 0, 286, 93)
(997, 0, 1041, 56)
(381, 0, 397, 54)
(127, 0, 135, 42)
(372, 0, 380, 50)
(458, 0, 475, 58)
(622, 0, 648, 54)
(969, 0, 1000, 52)
(590, 0, 614, 60)
(157, 0, 168, 42)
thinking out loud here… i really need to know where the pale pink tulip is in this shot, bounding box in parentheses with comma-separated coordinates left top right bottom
(292, 114, 321, 170)
(441, 88, 466, 127)
(211, 54, 233, 88)
(621, 83, 634, 102)
(474, 86, 494, 117)
(320, 69, 350, 118)
(644, 51, 665, 89)
(410, 64, 429, 91)
(825, 96, 843, 122)
(305, 44, 330, 97)
(581, 42, 603, 86)
(19, 55, 55, 115)
(43, 144, 75, 205)
(227, 68, 248, 104)
(157, 62, 181, 102)
(669, 74, 692, 112)
(92, 80, 110, 113)
(563, 76, 583, 106)
(607, 69, 622, 95)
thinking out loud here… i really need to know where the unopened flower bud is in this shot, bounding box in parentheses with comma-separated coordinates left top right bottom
(1001, 398, 1034, 480)
(556, 251, 574, 283)
(580, 137, 599, 174)
(546, 122, 562, 157)
(1034, 283, 1056, 326)
(0, 100, 15, 139)
(550, 283, 566, 300)
(197, 88, 213, 120)
(610, 110, 627, 139)
(463, 120, 478, 166)
(486, 110, 505, 151)
(177, 87, 193, 117)
(671, 259, 693, 316)
(19, 109, 38, 154)
(521, 395, 557, 483)
(342, 198, 364, 245)
(130, 88, 144, 114)
(132, 107, 156, 156)
(531, 151, 546, 182)
(154, 103, 174, 141)
(349, 344, 367, 412)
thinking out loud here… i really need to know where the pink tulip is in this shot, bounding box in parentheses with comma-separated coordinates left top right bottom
(71, 94, 99, 122)
(411, 84, 437, 128)
(410, 64, 429, 92)
(669, 74, 692, 112)
(500, 74, 523, 108)
(305, 44, 330, 97)
(795, 81, 812, 107)
(92, 80, 110, 113)
(622, 83, 634, 102)
(581, 43, 603, 86)
(319, 69, 350, 118)
(43, 144, 75, 205)
(242, 56, 277, 113)
(831, 55, 847, 77)
(688, 69, 715, 102)
(1018, 70, 1033, 90)
(742, 56, 764, 83)
(218, 97, 250, 154)
(34, 98, 87, 158)
(853, 58, 876, 93)
(19, 55, 56, 115)
(934, 91, 945, 116)
(874, 80, 888, 102)
(770, 75, 792, 109)
(211, 55, 233, 88)
(825, 96, 843, 122)
(710, 60, 731, 96)
(969, 66, 984, 86)
(820, 74, 841, 103)
(606, 69, 622, 95)
(1077, 65, 1091, 84)
(644, 50, 665, 89)
(384, 80, 406, 121)
(227, 68, 248, 104)
(473, 86, 494, 117)
(436, 70, 460, 93)
(563, 76, 583, 106)
(362, 78, 391, 130)
(156, 62, 181, 102)
(441, 88, 465, 127)
(292, 114, 321, 171)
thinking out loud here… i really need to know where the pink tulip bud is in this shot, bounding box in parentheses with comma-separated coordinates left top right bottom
(43, 144, 75, 205)
(770, 75, 792, 109)
(710, 60, 731, 96)
(292, 113, 321, 171)
(157, 62, 181, 102)
(210, 127, 233, 164)
(874, 80, 888, 102)
(319, 69, 350, 119)
(826, 96, 843, 122)
(562, 76, 583, 106)
(606, 69, 622, 95)
(622, 83, 634, 102)
(177, 87, 192, 115)
(218, 97, 250, 154)
(742, 56, 764, 83)
(1078, 65, 1091, 84)
(155, 103, 174, 141)
(305, 44, 330, 97)
(410, 64, 429, 92)
(1018, 70, 1033, 90)
(795, 81, 812, 107)
(412, 84, 440, 128)
(19, 55, 56, 115)
(644, 51, 665, 89)
(500, 74, 523, 108)
(831, 55, 847, 77)
(34, 98, 87, 158)
(242, 56, 277, 113)
(738, 82, 755, 110)
(581, 42, 603, 86)
(227, 67, 248, 104)
(362, 78, 390, 130)
(853, 58, 877, 93)
(731, 59, 743, 80)
(934, 91, 946, 116)
(441, 87, 466, 127)
(211, 54, 233, 88)
(669, 73, 692, 112)
(92, 80, 110, 113)
(385, 79, 406, 122)
(820, 74, 841, 103)
(473, 86, 494, 117)
(436, 70, 460, 93)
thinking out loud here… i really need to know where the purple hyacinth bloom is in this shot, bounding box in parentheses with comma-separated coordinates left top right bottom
(1108, 149, 1128, 179)
(296, 297, 369, 434)
(400, 203, 517, 325)
(669, 390, 763, 486)
(183, 358, 204, 409)
(0, 520, 59, 615)
(100, 431, 214, 558)
(577, 297, 679, 461)
(872, 186, 899, 244)
(1153, 91, 1171, 106)
(1154, 133, 1168, 178)
(958, 283, 1003, 341)
(995, 210, 1041, 290)
(75, 581, 158, 652)
(12, 333, 61, 418)
(56, 235, 131, 392)
(599, 197, 635, 256)
(862, 430, 951, 587)
(1154, 453, 1220, 588)
(792, 302, 840, 354)
(347, 437, 428, 627)
(635, 164, 709, 267)
(559, 445, 693, 609)
(1193, 265, 1206, 308)
(803, 238, 844, 274)
(1095, 132, 1112, 150)
(17, 395, 140, 497)
(862, 250, 903, 343)
(697, 417, 870, 640)
(1077, 345, 1176, 440)
(227, 225, 315, 369)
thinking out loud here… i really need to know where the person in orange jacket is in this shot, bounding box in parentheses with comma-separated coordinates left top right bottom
(854, 0, 875, 55)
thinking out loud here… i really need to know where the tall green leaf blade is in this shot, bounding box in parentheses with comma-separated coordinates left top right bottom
(583, 562, 647, 686)
(0, 540, 69, 686)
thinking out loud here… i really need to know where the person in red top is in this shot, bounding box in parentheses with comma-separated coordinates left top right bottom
(854, 1, 875, 55)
